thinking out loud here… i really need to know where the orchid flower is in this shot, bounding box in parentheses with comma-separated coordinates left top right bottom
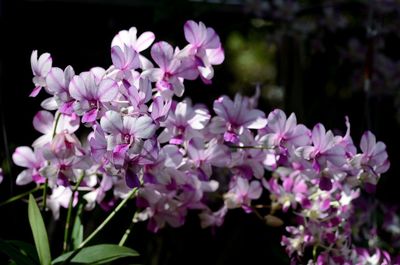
(69, 69, 118, 123)
(32, 110, 79, 148)
(111, 26, 155, 69)
(143, 41, 198, 98)
(180, 20, 225, 82)
(44, 65, 75, 113)
(211, 94, 267, 143)
(224, 177, 262, 212)
(30, 50, 52, 97)
(158, 99, 210, 144)
(100, 110, 156, 168)
(12, 146, 46, 185)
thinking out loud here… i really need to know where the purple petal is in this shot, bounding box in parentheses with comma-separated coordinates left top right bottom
(268, 109, 286, 133)
(134, 56, 151, 71)
(248, 180, 262, 199)
(60, 101, 74, 115)
(207, 47, 225, 65)
(151, 96, 171, 122)
(57, 113, 80, 133)
(151, 41, 173, 70)
(312, 123, 326, 149)
(69, 75, 87, 101)
(89, 123, 107, 162)
(38, 53, 52, 76)
(243, 110, 268, 129)
(319, 177, 332, 191)
(176, 58, 199, 80)
(126, 167, 140, 188)
(141, 68, 164, 82)
(82, 108, 99, 123)
(204, 27, 220, 49)
(283, 178, 293, 192)
(98, 78, 118, 102)
(223, 131, 239, 143)
(113, 144, 129, 167)
(127, 115, 156, 139)
(33, 110, 54, 134)
(100, 110, 123, 134)
(29, 86, 42, 97)
(360, 131, 376, 155)
(288, 124, 311, 146)
(12, 147, 37, 168)
(16, 169, 33, 185)
(184, 20, 202, 45)
(46, 67, 65, 94)
(371, 141, 388, 165)
(30, 50, 39, 75)
(188, 108, 210, 130)
(111, 46, 125, 69)
(323, 145, 346, 166)
(213, 95, 232, 121)
(135, 31, 155, 52)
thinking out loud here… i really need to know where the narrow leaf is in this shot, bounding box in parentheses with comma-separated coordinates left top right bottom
(71, 215, 83, 250)
(7, 240, 40, 264)
(28, 194, 51, 265)
(52, 244, 139, 265)
(0, 239, 37, 265)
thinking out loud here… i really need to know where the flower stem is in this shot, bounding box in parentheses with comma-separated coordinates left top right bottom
(228, 145, 272, 150)
(42, 179, 48, 211)
(118, 211, 137, 246)
(0, 185, 43, 207)
(42, 112, 62, 212)
(63, 174, 85, 253)
(62, 188, 138, 264)
(52, 112, 62, 138)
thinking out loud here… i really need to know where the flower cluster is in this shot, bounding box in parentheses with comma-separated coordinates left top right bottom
(12, 20, 391, 263)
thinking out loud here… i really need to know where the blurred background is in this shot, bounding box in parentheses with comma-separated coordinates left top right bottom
(1, 0, 400, 264)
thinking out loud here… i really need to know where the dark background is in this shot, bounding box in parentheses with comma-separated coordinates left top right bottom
(0, 0, 399, 264)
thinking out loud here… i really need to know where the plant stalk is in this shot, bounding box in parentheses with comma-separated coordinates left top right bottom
(62, 188, 138, 264)
(0, 185, 43, 207)
(63, 174, 85, 252)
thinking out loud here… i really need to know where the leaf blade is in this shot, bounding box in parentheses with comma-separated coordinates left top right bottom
(52, 244, 139, 265)
(28, 194, 51, 265)
(0, 239, 36, 265)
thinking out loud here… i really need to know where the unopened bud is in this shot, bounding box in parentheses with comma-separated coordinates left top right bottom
(265, 214, 284, 227)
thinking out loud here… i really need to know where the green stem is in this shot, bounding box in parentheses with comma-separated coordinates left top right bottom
(313, 245, 317, 261)
(63, 174, 85, 253)
(42, 179, 48, 211)
(42, 112, 62, 212)
(52, 112, 62, 138)
(62, 188, 138, 264)
(118, 211, 137, 246)
(229, 145, 273, 150)
(0, 185, 43, 207)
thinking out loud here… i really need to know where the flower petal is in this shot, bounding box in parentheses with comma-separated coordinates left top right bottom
(97, 78, 118, 102)
(151, 41, 173, 70)
(82, 108, 99, 123)
(127, 115, 156, 139)
(33, 110, 54, 134)
(16, 169, 33, 185)
(12, 147, 37, 168)
(360, 131, 376, 155)
(135, 31, 155, 52)
(69, 75, 87, 101)
(100, 110, 123, 134)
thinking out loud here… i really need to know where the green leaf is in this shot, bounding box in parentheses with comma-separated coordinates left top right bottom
(0, 239, 37, 265)
(7, 240, 40, 264)
(52, 244, 139, 265)
(71, 215, 83, 250)
(28, 194, 51, 265)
